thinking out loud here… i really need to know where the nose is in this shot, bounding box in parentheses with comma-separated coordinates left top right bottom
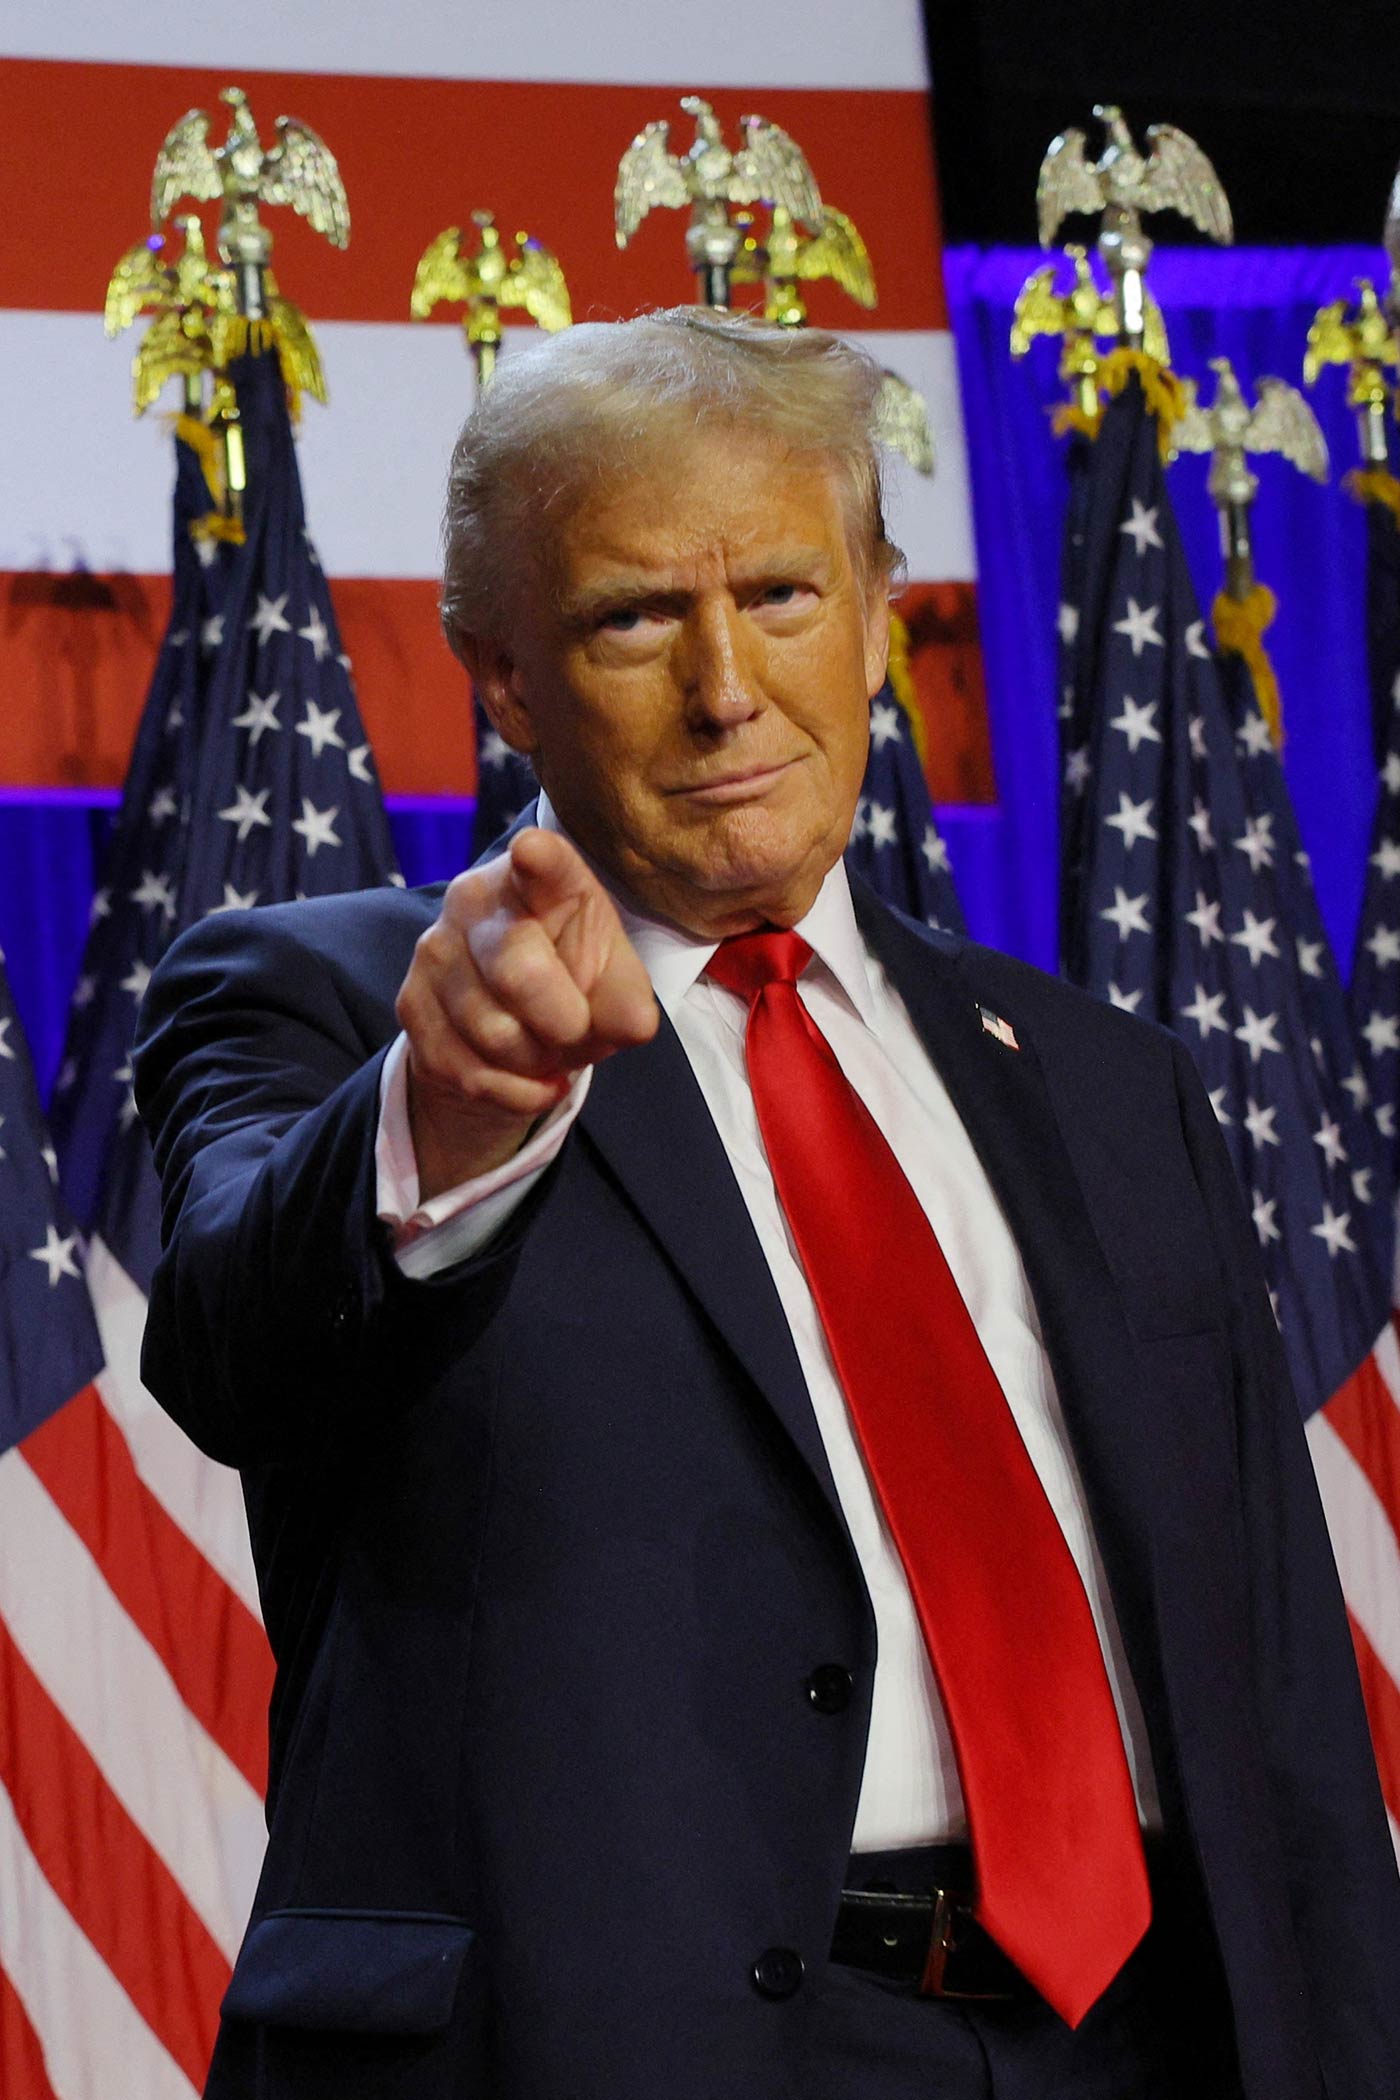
(676, 599, 763, 732)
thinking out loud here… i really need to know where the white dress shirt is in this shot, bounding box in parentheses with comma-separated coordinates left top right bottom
(376, 797, 1162, 1850)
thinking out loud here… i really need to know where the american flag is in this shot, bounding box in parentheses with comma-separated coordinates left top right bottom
(1060, 375, 1400, 1851)
(25, 340, 398, 2095)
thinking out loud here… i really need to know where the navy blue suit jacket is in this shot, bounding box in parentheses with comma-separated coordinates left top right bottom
(134, 866, 1400, 2100)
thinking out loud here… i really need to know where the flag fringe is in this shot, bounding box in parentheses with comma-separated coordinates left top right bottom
(1344, 467, 1400, 524)
(1098, 349, 1191, 459)
(1212, 584, 1283, 746)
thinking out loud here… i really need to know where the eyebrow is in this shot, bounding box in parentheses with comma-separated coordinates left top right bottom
(558, 546, 838, 625)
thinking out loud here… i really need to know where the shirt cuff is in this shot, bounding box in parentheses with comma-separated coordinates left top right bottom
(375, 1032, 591, 1279)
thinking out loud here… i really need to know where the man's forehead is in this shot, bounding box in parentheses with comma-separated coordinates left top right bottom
(551, 443, 850, 569)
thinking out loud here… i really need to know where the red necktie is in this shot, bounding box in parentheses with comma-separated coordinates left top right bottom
(706, 930, 1150, 2027)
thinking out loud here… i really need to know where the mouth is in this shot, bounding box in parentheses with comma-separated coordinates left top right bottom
(668, 759, 800, 805)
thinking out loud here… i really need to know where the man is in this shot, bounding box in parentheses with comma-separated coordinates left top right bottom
(135, 309, 1400, 2100)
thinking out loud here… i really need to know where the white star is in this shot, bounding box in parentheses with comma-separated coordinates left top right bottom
(248, 592, 292, 647)
(1243, 1098, 1281, 1149)
(1311, 1204, 1357, 1258)
(1208, 1087, 1233, 1127)
(1342, 1065, 1371, 1112)
(1184, 891, 1224, 947)
(1109, 695, 1161, 753)
(29, 1224, 80, 1287)
(1064, 746, 1092, 793)
(199, 613, 224, 653)
(292, 798, 341, 857)
(1180, 983, 1229, 1038)
(1108, 982, 1144, 1012)
(866, 802, 898, 850)
(40, 1144, 58, 1186)
(1112, 597, 1164, 657)
(295, 700, 346, 758)
(849, 798, 868, 845)
(1058, 602, 1080, 645)
(1383, 752, 1400, 794)
(129, 870, 176, 920)
(1235, 712, 1274, 758)
(1296, 936, 1325, 979)
(869, 700, 903, 750)
(233, 689, 282, 742)
(1365, 924, 1400, 968)
(298, 605, 332, 662)
(1235, 1006, 1283, 1062)
(302, 527, 321, 567)
(1361, 1009, 1400, 1056)
(218, 785, 272, 841)
(1371, 838, 1400, 881)
(1100, 887, 1151, 940)
(1186, 799, 1215, 853)
(480, 729, 510, 770)
(0, 1017, 12, 1060)
(1230, 909, 1281, 967)
(1233, 814, 1276, 873)
(1313, 1115, 1348, 1169)
(205, 883, 260, 915)
(54, 1057, 77, 1093)
(1378, 1103, 1397, 1140)
(194, 535, 218, 570)
(1185, 620, 1211, 660)
(88, 888, 111, 926)
(920, 825, 950, 874)
(347, 744, 373, 784)
(1118, 499, 1164, 556)
(166, 627, 189, 649)
(120, 959, 152, 1002)
(1105, 791, 1157, 851)
(148, 785, 178, 825)
(166, 700, 183, 731)
(387, 871, 407, 889)
(1251, 1193, 1281, 1246)
(1188, 716, 1208, 761)
(1353, 1166, 1376, 1206)
(71, 974, 96, 1009)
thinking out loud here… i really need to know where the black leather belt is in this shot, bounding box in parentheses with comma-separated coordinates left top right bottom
(831, 1854, 1026, 2001)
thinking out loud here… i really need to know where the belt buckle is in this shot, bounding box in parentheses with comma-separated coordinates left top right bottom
(918, 1887, 1015, 2003)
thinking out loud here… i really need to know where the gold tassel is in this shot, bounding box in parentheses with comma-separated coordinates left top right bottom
(885, 609, 929, 770)
(189, 512, 247, 548)
(1213, 584, 1282, 746)
(171, 413, 224, 503)
(1052, 401, 1101, 442)
(1098, 347, 1192, 459)
(1343, 466, 1400, 524)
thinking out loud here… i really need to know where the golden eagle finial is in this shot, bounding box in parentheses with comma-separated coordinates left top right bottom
(411, 210, 571, 387)
(1037, 104, 1233, 250)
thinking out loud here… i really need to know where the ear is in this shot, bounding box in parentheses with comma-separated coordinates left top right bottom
(863, 585, 892, 702)
(455, 632, 539, 760)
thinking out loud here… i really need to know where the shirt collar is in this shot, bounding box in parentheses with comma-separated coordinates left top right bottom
(532, 789, 879, 1029)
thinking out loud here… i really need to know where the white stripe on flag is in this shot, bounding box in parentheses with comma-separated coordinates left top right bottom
(0, 1776, 199, 2100)
(0, 312, 977, 588)
(1306, 1406, 1400, 1691)
(0, 0, 929, 88)
(88, 1237, 262, 1622)
(0, 1451, 264, 1960)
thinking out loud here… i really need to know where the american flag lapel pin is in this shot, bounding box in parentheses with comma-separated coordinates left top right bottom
(978, 1005, 1020, 1051)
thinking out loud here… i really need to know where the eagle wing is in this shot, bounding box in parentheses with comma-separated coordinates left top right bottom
(615, 122, 687, 247)
(733, 116, 822, 228)
(795, 206, 876, 307)
(105, 240, 169, 336)
(1036, 128, 1102, 247)
(1139, 124, 1233, 243)
(1141, 295, 1172, 368)
(1009, 265, 1065, 355)
(410, 227, 468, 318)
(1385, 167, 1400, 293)
(150, 109, 219, 227)
(505, 240, 573, 333)
(1302, 298, 1355, 384)
(875, 370, 935, 476)
(269, 294, 329, 413)
(130, 309, 206, 414)
(262, 117, 350, 247)
(1171, 379, 1214, 454)
(1249, 378, 1329, 481)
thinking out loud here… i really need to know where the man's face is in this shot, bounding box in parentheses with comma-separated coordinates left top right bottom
(472, 427, 890, 937)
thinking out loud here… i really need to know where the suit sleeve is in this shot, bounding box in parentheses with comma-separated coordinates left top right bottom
(133, 907, 542, 1472)
(1169, 1034, 1400, 2090)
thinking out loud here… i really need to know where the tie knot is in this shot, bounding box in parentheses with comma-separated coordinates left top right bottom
(705, 929, 812, 1003)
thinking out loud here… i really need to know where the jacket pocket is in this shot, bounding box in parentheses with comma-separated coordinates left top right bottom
(222, 1908, 477, 2034)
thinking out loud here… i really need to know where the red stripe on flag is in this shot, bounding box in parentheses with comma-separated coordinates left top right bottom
(1345, 1610, 1400, 1828)
(1, 60, 947, 332)
(21, 1383, 271, 1796)
(1323, 1347, 1400, 1547)
(0, 1611, 229, 2090)
(0, 1964, 60, 2100)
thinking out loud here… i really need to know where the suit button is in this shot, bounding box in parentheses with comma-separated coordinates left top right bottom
(806, 1664, 852, 1714)
(751, 1947, 804, 2000)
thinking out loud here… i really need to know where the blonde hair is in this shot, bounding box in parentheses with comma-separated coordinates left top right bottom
(440, 306, 901, 656)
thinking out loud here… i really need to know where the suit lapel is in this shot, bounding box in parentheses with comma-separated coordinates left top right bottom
(579, 1013, 848, 1522)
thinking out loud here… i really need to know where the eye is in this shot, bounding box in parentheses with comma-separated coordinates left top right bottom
(598, 607, 643, 632)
